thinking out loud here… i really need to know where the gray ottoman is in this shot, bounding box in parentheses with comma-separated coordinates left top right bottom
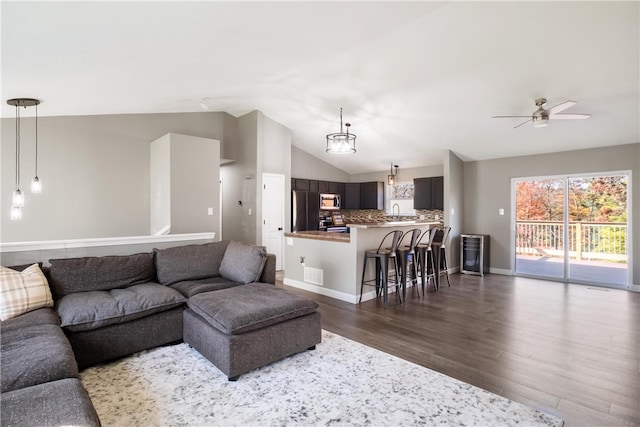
(183, 282, 322, 381)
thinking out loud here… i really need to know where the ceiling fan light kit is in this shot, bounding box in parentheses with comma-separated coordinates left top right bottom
(493, 97, 590, 129)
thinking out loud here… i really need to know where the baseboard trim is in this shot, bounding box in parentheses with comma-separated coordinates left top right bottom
(283, 278, 359, 304)
(629, 283, 640, 292)
(489, 267, 512, 275)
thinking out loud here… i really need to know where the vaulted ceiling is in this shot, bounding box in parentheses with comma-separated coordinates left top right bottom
(2, 1, 638, 174)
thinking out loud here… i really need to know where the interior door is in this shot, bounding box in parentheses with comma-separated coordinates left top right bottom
(262, 173, 285, 270)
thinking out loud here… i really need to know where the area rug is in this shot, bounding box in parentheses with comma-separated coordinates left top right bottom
(80, 330, 562, 426)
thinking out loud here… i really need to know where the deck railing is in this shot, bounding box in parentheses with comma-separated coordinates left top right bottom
(516, 221, 627, 262)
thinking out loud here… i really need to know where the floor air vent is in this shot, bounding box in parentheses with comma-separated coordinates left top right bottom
(304, 267, 323, 286)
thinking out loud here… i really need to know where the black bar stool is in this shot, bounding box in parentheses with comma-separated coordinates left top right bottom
(431, 226, 452, 288)
(396, 228, 422, 300)
(359, 230, 404, 309)
(415, 228, 437, 294)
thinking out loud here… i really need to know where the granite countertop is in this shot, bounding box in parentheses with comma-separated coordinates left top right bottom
(284, 231, 350, 243)
(347, 221, 441, 229)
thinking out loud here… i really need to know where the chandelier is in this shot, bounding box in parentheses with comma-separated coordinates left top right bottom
(326, 108, 356, 154)
(7, 98, 42, 220)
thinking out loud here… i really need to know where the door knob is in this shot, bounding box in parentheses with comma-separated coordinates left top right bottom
(278, 227, 283, 231)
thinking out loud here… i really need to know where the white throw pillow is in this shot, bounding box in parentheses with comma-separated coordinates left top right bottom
(0, 264, 53, 321)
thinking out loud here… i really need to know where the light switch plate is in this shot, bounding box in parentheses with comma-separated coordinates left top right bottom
(207, 207, 214, 216)
(499, 208, 505, 215)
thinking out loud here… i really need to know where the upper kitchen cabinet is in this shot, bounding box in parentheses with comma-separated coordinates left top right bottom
(309, 180, 318, 193)
(343, 183, 361, 209)
(318, 181, 341, 194)
(360, 181, 384, 209)
(414, 176, 444, 210)
(292, 178, 310, 191)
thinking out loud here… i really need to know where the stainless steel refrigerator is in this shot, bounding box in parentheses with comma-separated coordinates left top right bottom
(292, 191, 319, 231)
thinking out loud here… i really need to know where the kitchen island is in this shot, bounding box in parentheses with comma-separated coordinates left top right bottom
(283, 221, 441, 304)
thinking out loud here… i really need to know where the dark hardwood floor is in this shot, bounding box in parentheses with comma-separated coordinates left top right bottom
(278, 272, 640, 427)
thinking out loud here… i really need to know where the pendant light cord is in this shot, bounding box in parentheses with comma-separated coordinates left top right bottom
(15, 104, 20, 189)
(35, 104, 38, 176)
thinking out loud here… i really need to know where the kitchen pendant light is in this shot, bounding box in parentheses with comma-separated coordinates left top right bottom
(326, 108, 356, 154)
(7, 98, 41, 220)
(388, 163, 399, 185)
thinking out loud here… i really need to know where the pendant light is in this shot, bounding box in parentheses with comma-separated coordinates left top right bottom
(7, 98, 41, 220)
(388, 163, 399, 185)
(30, 102, 42, 193)
(326, 108, 356, 154)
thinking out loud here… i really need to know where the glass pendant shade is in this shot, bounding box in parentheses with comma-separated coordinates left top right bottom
(10, 206, 22, 221)
(31, 176, 42, 193)
(326, 108, 356, 154)
(387, 163, 398, 186)
(12, 189, 24, 207)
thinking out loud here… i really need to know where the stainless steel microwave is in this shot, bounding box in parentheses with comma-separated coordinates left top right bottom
(320, 193, 341, 210)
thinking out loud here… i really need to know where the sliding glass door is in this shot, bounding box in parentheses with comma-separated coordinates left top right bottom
(514, 173, 629, 288)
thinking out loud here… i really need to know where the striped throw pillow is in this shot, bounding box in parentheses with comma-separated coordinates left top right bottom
(0, 264, 53, 321)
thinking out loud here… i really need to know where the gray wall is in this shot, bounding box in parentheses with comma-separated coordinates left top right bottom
(291, 146, 350, 182)
(220, 111, 292, 243)
(463, 143, 639, 287)
(445, 150, 464, 269)
(257, 112, 292, 238)
(1, 112, 231, 242)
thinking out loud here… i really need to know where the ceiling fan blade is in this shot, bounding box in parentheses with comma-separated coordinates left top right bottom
(513, 118, 533, 129)
(550, 114, 591, 120)
(547, 100, 577, 115)
(492, 115, 531, 118)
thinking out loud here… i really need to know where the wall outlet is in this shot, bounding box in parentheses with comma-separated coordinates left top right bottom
(435, 214, 439, 220)
(207, 207, 214, 216)
(419, 214, 425, 220)
(248, 208, 252, 216)
(499, 208, 505, 215)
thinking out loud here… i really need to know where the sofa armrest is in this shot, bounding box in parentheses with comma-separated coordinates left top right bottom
(259, 254, 276, 285)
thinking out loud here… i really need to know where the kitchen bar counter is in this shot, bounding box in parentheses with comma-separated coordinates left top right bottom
(283, 221, 442, 304)
(284, 231, 350, 243)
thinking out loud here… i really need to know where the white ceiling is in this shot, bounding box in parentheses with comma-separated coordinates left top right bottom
(2, 1, 639, 174)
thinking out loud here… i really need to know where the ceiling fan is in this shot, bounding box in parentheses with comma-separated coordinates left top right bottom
(493, 98, 591, 128)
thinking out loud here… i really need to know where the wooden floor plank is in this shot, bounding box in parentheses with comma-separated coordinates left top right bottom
(278, 272, 640, 427)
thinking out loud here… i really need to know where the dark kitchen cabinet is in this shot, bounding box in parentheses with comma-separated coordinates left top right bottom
(360, 181, 384, 209)
(344, 183, 361, 209)
(292, 179, 310, 191)
(317, 181, 340, 194)
(309, 180, 318, 193)
(414, 176, 444, 210)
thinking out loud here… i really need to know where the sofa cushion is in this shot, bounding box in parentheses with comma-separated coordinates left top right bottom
(1, 324, 78, 392)
(154, 241, 230, 286)
(56, 283, 186, 332)
(1, 378, 100, 427)
(48, 252, 155, 297)
(0, 264, 53, 321)
(170, 276, 243, 298)
(187, 282, 318, 335)
(0, 307, 60, 333)
(219, 241, 267, 284)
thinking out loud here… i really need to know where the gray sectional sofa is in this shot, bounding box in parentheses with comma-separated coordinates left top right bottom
(1, 240, 319, 427)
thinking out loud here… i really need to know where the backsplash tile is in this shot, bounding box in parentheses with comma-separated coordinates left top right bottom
(340, 209, 444, 223)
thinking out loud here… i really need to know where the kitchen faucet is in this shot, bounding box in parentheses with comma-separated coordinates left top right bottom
(392, 203, 400, 220)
